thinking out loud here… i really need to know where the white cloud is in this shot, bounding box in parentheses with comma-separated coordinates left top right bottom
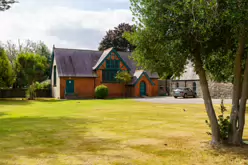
(0, 1, 133, 50)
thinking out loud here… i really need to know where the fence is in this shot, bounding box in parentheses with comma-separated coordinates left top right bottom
(0, 89, 51, 98)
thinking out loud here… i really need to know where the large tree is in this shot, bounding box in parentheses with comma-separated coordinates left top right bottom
(0, 0, 16, 11)
(1, 40, 51, 87)
(15, 53, 47, 88)
(126, 0, 248, 145)
(0, 48, 14, 87)
(99, 23, 135, 52)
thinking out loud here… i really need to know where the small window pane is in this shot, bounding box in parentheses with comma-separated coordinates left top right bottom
(106, 60, 110, 68)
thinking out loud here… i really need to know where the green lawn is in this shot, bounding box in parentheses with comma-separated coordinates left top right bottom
(0, 100, 247, 165)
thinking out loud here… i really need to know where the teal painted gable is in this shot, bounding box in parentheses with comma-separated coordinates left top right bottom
(133, 72, 155, 86)
(93, 48, 131, 71)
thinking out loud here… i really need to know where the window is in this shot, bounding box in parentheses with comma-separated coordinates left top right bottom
(53, 66, 56, 86)
(102, 59, 120, 82)
(193, 82, 196, 92)
(102, 70, 119, 82)
(106, 59, 120, 69)
(176, 82, 179, 88)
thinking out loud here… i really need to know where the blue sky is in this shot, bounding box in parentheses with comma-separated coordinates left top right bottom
(0, 0, 132, 50)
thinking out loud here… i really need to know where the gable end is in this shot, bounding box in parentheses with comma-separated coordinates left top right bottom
(93, 48, 131, 71)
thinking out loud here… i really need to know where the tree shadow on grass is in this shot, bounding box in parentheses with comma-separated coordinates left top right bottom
(0, 100, 31, 106)
(0, 100, 67, 106)
(0, 112, 7, 117)
(209, 142, 248, 161)
(0, 116, 120, 164)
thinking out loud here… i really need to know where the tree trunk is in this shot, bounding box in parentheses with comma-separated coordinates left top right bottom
(194, 52, 221, 145)
(229, 32, 246, 145)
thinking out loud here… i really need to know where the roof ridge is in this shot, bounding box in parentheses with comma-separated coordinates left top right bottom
(54, 47, 132, 55)
(54, 47, 102, 53)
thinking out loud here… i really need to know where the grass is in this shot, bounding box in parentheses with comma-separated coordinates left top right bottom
(0, 99, 247, 165)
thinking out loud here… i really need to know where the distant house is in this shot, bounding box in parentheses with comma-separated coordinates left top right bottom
(171, 61, 233, 98)
(51, 47, 159, 99)
(171, 62, 201, 96)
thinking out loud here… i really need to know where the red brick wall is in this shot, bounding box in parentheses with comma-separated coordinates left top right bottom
(60, 77, 95, 99)
(102, 83, 125, 97)
(95, 52, 127, 97)
(95, 70, 125, 98)
(59, 51, 159, 99)
(134, 76, 159, 97)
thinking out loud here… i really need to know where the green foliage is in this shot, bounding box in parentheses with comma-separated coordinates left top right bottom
(99, 23, 135, 52)
(40, 81, 51, 89)
(0, 0, 16, 11)
(205, 100, 230, 141)
(26, 83, 37, 100)
(126, 0, 248, 82)
(25, 81, 50, 100)
(15, 53, 47, 87)
(0, 48, 15, 88)
(95, 85, 109, 99)
(1, 40, 51, 88)
(116, 71, 132, 84)
(35, 81, 51, 90)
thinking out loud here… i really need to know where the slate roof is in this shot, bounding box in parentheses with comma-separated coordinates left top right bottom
(131, 70, 155, 85)
(131, 70, 144, 84)
(53, 47, 159, 80)
(173, 61, 199, 80)
(92, 48, 112, 70)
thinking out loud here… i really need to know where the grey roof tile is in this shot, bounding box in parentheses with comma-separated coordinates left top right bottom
(92, 47, 113, 70)
(131, 70, 144, 84)
(54, 47, 159, 79)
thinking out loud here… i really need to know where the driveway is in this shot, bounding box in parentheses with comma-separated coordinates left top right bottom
(135, 96, 232, 104)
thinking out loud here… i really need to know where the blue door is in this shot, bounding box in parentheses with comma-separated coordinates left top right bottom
(140, 81, 146, 96)
(66, 80, 74, 94)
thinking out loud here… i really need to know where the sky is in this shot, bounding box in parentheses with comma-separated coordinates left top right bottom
(0, 0, 133, 50)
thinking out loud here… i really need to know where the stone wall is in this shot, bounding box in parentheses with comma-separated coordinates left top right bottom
(169, 80, 232, 99)
(208, 81, 233, 99)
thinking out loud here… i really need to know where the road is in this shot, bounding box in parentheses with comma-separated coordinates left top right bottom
(135, 96, 232, 104)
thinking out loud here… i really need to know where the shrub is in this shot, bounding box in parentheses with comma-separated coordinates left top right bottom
(26, 81, 51, 100)
(205, 99, 230, 142)
(26, 83, 37, 100)
(38, 81, 51, 89)
(95, 85, 109, 99)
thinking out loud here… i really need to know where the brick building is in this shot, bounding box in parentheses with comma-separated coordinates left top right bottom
(51, 47, 159, 99)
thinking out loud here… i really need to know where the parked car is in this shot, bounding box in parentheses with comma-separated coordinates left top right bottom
(173, 87, 196, 98)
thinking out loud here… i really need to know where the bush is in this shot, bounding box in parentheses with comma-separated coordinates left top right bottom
(95, 85, 109, 99)
(26, 81, 51, 100)
(37, 81, 51, 89)
(205, 99, 230, 142)
(26, 83, 37, 100)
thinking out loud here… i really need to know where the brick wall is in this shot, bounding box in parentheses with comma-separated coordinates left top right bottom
(134, 75, 158, 97)
(103, 83, 125, 97)
(60, 77, 95, 99)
